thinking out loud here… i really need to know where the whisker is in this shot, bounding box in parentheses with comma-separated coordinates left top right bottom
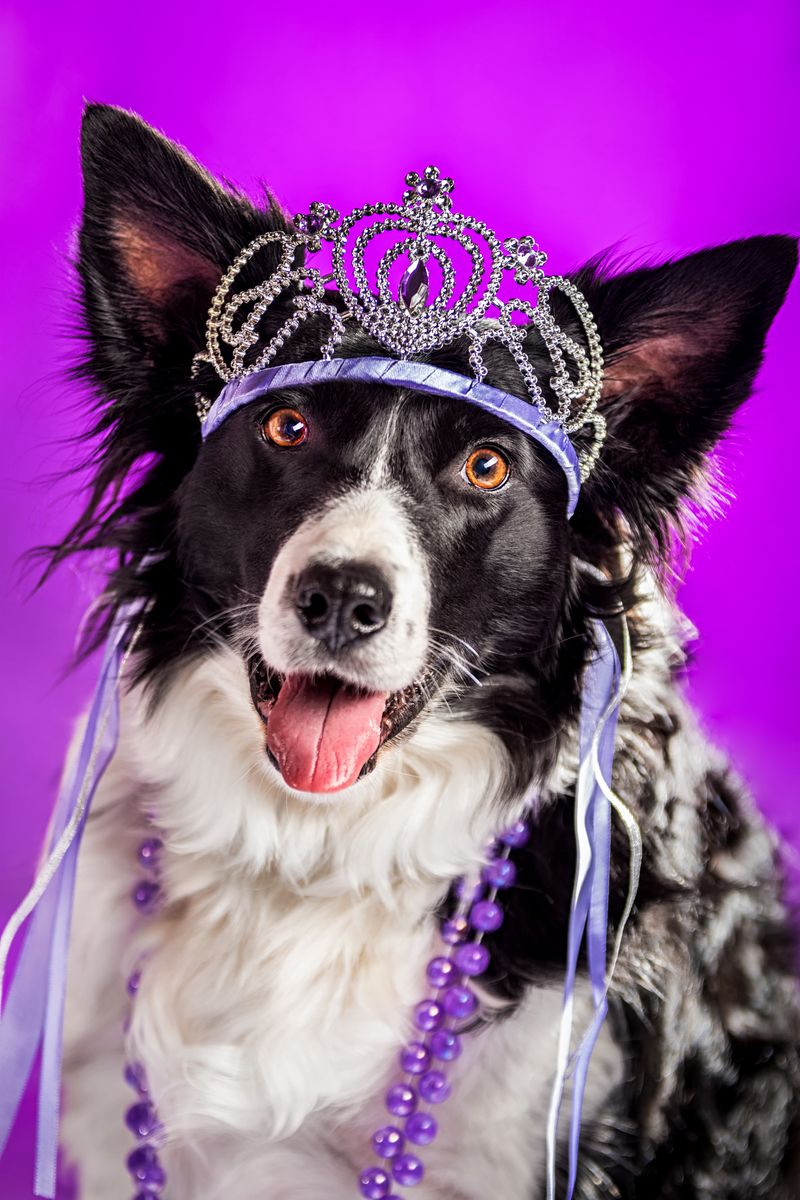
(427, 637, 488, 690)
(188, 603, 258, 639)
(428, 626, 482, 660)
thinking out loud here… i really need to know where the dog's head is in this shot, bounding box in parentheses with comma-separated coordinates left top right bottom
(60, 105, 796, 800)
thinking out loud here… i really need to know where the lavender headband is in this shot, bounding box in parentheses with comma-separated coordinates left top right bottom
(203, 356, 583, 517)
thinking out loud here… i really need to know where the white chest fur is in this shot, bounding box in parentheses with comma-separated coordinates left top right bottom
(62, 648, 622, 1199)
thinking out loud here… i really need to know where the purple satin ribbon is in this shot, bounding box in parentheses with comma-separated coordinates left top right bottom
(564, 619, 619, 1196)
(544, 615, 621, 1200)
(202, 357, 582, 516)
(0, 605, 139, 1197)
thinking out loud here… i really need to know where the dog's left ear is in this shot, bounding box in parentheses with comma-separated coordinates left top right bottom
(78, 104, 292, 429)
(53, 106, 294, 596)
(574, 236, 797, 552)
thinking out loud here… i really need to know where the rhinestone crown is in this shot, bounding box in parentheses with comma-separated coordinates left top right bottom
(193, 166, 606, 477)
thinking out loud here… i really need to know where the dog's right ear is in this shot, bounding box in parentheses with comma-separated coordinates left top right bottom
(78, 104, 291, 442)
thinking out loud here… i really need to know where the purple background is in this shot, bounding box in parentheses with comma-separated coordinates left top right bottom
(1, 1, 798, 1194)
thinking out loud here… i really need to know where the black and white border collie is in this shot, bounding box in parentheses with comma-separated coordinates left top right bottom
(52, 105, 799, 1198)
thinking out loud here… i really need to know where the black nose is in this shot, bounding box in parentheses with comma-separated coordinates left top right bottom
(293, 561, 393, 654)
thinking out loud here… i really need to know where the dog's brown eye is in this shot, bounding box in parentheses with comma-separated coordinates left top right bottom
(463, 447, 510, 490)
(261, 406, 308, 448)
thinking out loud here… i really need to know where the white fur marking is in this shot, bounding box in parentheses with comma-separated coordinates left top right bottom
(258, 486, 430, 692)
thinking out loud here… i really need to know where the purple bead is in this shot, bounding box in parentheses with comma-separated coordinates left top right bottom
(392, 1153, 425, 1187)
(127, 1146, 157, 1173)
(500, 819, 530, 848)
(405, 1111, 438, 1146)
(470, 899, 504, 932)
(440, 915, 469, 945)
(132, 1192, 161, 1200)
(426, 955, 456, 989)
(141, 1166, 166, 1190)
(482, 857, 517, 889)
(414, 999, 444, 1032)
(430, 1029, 462, 1061)
(132, 880, 161, 913)
(125, 1101, 160, 1139)
(418, 1069, 452, 1104)
(124, 1060, 148, 1095)
(359, 1166, 391, 1199)
(385, 1083, 417, 1117)
(442, 985, 478, 1019)
(399, 1042, 431, 1075)
(127, 971, 141, 996)
(372, 1125, 404, 1159)
(137, 838, 163, 869)
(418, 178, 441, 198)
(453, 941, 491, 977)
(126, 1145, 166, 1188)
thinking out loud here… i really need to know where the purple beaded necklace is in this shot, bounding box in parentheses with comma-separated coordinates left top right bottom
(124, 836, 167, 1199)
(358, 820, 529, 1198)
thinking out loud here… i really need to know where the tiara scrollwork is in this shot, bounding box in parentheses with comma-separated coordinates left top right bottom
(193, 166, 606, 478)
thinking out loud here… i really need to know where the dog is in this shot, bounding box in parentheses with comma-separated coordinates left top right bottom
(51, 104, 799, 1199)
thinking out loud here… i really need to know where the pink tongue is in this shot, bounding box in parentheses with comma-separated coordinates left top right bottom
(266, 674, 387, 793)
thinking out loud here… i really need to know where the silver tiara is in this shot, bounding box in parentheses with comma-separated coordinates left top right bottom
(193, 166, 606, 477)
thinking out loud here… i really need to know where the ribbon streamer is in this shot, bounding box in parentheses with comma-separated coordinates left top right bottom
(0, 605, 143, 1198)
(545, 610, 639, 1200)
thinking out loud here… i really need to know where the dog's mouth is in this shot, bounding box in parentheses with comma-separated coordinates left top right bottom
(248, 657, 436, 794)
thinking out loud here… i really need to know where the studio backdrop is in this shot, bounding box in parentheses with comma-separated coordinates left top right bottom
(0, 1, 797, 1193)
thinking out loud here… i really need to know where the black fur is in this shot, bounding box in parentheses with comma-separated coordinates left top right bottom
(51, 104, 800, 1197)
